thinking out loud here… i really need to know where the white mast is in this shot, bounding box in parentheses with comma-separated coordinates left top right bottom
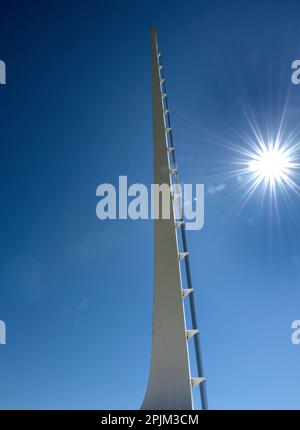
(141, 27, 208, 410)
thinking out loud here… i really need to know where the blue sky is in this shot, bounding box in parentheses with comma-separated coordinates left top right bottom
(0, 0, 300, 409)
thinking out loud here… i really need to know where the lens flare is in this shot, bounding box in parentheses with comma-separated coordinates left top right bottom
(210, 108, 300, 220)
(247, 144, 294, 188)
(226, 109, 300, 211)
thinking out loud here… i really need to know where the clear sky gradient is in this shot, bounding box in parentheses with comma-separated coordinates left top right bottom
(0, 0, 300, 409)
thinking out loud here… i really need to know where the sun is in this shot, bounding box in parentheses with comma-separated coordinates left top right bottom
(230, 109, 300, 201)
(211, 109, 300, 219)
(247, 144, 293, 186)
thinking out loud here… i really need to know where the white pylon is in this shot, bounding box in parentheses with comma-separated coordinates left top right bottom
(141, 27, 207, 411)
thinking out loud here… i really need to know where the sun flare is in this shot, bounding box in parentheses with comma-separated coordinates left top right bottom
(247, 145, 293, 186)
(229, 109, 300, 204)
(220, 110, 300, 216)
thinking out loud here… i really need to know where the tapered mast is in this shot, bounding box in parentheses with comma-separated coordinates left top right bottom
(141, 27, 208, 410)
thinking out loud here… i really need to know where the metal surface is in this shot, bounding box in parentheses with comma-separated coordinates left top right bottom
(181, 222, 208, 410)
(141, 27, 208, 410)
(141, 27, 193, 410)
